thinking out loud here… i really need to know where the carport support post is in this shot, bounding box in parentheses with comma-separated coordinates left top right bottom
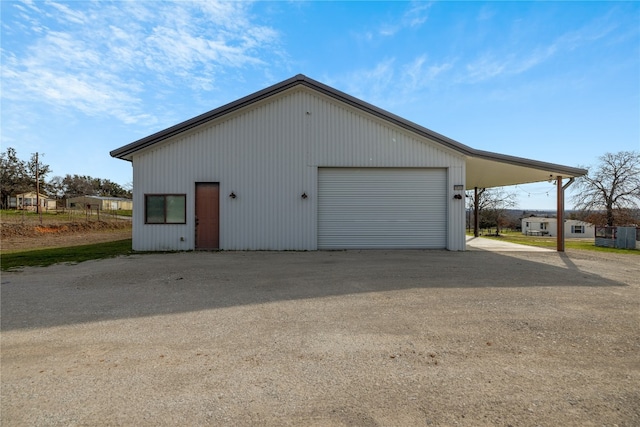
(474, 187, 479, 238)
(556, 176, 575, 252)
(557, 176, 564, 252)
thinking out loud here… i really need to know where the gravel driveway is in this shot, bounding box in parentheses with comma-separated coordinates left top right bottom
(2, 248, 639, 426)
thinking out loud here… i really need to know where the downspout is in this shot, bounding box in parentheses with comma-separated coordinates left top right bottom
(556, 176, 575, 252)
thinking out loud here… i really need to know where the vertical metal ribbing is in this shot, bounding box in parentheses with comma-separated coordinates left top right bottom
(132, 87, 465, 251)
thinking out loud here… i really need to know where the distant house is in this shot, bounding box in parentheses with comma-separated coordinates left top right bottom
(522, 216, 595, 238)
(13, 192, 55, 211)
(66, 196, 133, 211)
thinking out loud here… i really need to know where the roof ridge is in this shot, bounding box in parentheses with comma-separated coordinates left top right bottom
(110, 74, 586, 179)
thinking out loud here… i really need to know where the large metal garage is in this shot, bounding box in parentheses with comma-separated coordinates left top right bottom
(318, 168, 447, 249)
(111, 74, 586, 252)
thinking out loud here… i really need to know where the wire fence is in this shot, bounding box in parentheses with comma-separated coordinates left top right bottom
(1, 208, 132, 225)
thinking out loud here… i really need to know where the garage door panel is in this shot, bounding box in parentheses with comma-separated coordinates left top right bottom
(318, 168, 447, 249)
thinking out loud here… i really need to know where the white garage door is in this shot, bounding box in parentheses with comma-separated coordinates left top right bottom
(318, 168, 447, 249)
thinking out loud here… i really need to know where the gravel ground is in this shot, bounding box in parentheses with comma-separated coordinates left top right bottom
(1, 248, 639, 426)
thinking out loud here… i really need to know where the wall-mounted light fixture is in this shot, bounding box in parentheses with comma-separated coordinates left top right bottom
(301, 192, 308, 199)
(453, 184, 464, 200)
(229, 192, 236, 199)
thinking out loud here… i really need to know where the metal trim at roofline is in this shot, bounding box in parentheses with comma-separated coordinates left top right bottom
(110, 74, 587, 178)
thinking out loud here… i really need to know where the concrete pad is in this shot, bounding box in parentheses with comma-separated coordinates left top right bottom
(466, 235, 554, 251)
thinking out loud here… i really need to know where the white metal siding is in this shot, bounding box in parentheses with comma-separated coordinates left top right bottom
(133, 92, 315, 251)
(318, 168, 447, 249)
(131, 87, 467, 251)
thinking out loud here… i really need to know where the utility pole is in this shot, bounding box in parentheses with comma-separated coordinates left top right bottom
(35, 152, 40, 215)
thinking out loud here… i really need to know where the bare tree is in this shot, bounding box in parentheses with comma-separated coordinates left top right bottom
(466, 187, 518, 235)
(572, 151, 640, 226)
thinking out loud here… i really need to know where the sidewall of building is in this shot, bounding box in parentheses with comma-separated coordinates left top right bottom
(131, 88, 467, 251)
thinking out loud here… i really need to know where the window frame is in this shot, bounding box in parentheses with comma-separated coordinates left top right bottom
(571, 225, 584, 234)
(144, 194, 187, 224)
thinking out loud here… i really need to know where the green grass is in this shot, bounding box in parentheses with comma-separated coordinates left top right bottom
(1, 209, 59, 218)
(478, 231, 639, 255)
(1, 239, 134, 270)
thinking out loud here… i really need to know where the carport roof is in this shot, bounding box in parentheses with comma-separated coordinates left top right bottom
(111, 74, 586, 188)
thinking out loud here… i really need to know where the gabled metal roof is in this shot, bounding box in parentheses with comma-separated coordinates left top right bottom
(110, 74, 586, 188)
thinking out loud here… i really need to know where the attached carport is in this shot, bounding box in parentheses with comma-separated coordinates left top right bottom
(464, 150, 587, 252)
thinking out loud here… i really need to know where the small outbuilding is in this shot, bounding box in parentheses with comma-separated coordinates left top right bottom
(111, 74, 586, 251)
(66, 196, 133, 211)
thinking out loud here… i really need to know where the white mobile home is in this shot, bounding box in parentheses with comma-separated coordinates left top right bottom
(111, 75, 586, 251)
(522, 217, 595, 238)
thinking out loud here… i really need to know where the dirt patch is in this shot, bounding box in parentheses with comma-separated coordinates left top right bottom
(1, 220, 131, 252)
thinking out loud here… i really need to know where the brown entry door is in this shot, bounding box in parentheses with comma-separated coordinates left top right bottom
(195, 183, 219, 250)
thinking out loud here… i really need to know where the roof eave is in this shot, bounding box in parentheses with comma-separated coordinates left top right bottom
(469, 149, 588, 177)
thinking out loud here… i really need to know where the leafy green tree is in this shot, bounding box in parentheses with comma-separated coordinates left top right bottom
(48, 175, 66, 199)
(99, 179, 130, 198)
(60, 174, 98, 197)
(0, 147, 49, 208)
(26, 152, 52, 199)
(53, 174, 132, 198)
(1, 147, 26, 207)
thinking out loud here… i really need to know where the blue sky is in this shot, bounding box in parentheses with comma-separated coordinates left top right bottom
(2, 0, 639, 209)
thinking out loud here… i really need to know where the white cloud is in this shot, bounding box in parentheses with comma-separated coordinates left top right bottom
(405, 2, 432, 28)
(335, 54, 453, 109)
(464, 55, 508, 82)
(403, 55, 453, 91)
(463, 47, 559, 83)
(46, 1, 88, 25)
(379, 24, 398, 37)
(477, 5, 496, 22)
(1, 1, 281, 125)
(340, 59, 397, 104)
(377, 1, 432, 37)
(460, 11, 622, 84)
